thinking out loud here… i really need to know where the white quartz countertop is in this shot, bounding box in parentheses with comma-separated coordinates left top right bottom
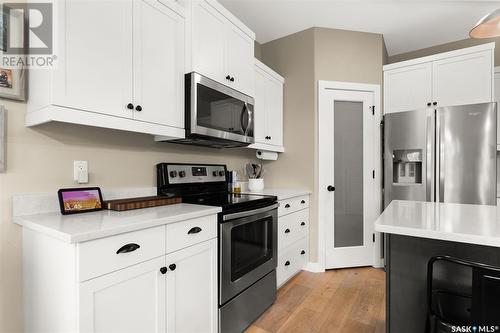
(14, 203, 221, 243)
(242, 189, 311, 200)
(375, 200, 500, 247)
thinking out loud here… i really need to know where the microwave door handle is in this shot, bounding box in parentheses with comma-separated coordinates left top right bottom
(240, 103, 249, 135)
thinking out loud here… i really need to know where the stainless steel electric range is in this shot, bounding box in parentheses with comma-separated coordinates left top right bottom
(157, 163, 278, 333)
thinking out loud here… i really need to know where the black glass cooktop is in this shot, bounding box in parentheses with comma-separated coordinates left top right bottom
(181, 192, 277, 213)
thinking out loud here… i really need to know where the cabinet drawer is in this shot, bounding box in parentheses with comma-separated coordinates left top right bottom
(278, 209, 309, 250)
(277, 238, 308, 287)
(278, 195, 309, 217)
(78, 226, 165, 282)
(166, 215, 217, 253)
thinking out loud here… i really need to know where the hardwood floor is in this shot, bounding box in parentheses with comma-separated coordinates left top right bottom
(246, 267, 386, 333)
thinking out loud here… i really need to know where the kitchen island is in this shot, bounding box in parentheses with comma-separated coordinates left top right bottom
(375, 200, 500, 333)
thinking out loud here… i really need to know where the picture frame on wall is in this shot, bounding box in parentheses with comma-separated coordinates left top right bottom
(0, 106, 5, 173)
(0, 8, 26, 101)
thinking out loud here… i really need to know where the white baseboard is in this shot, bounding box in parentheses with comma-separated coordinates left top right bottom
(302, 262, 325, 273)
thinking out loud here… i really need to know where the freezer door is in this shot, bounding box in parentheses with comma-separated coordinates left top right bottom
(437, 102, 497, 205)
(384, 109, 435, 208)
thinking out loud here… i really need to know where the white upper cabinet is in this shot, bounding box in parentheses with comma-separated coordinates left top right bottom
(432, 51, 493, 108)
(27, 0, 185, 138)
(187, 0, 255, 97)
(52, 0, 133, 119)
(384, 63, 432, 114)
(251, 59, 284, 152)
(384, 43, 494, 114)
(133, 0, 185, 128)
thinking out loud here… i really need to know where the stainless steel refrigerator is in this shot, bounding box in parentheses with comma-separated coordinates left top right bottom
(384, 102, 497, 207)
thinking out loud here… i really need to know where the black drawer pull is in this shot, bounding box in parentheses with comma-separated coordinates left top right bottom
(301, 200, 306, 204)
(285, 204, 290, 208)
(169, 264, 177, 271)
(284, 228, 290, 234)
(188, 226, 202, 234)
(116, 243, 140, 254)
(301, 250, 306, 255)
(285, 261, 290, 266)
(160, 267, 167, 274)
(300, 222, 306, 226)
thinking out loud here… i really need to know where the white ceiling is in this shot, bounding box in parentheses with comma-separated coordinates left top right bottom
(218, 0, 500, 56)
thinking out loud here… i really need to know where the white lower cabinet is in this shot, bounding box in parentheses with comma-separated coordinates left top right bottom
(165, 239, 218, 333)
(22, 215, 218, 333)
(276, 194, 310, 287)
(79, 257, 166, 333)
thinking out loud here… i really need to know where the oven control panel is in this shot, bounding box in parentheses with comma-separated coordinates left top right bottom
(165, 164, 226, 184)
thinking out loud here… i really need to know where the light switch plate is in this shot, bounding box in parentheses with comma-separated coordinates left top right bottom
(73, 160, 88, 184)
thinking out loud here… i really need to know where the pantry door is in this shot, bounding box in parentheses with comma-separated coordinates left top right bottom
(319, 82, 380, 269)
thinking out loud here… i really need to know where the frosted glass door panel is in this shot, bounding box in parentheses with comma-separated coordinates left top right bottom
(334, 101, 364, 248)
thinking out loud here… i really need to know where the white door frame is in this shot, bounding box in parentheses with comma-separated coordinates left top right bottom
(317, 80, 383, 270)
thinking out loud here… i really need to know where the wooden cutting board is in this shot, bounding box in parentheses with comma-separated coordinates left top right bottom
(104, 196, 181, 211)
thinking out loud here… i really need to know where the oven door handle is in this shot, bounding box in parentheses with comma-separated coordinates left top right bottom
(222, 203, 279, 221)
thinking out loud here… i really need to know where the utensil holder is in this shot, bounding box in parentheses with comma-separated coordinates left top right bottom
(248, 178, 264, 191)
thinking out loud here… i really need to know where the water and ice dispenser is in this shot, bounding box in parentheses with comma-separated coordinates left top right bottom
(392, 150, 423, 185)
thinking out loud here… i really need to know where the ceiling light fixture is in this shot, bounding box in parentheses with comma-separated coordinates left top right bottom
(470, 9, 500, 38)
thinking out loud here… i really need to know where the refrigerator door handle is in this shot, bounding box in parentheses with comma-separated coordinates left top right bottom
(425, 114, 434, 202)
(437, 110, 444, 203)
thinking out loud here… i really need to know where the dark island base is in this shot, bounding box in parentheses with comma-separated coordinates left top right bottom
(385, 234, 500, 333)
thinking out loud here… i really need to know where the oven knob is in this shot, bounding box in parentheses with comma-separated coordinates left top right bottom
(213, 171, 218, 177)
(169, 171, 177, 178)
(179, 171, 186, 178)
(218, 171, 224, 177)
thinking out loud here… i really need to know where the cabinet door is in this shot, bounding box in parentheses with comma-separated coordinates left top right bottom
(494, 72, 500, 146)
(384, 63, 432, 114)
(79, 257, 165, 333)
(267, 76, 284, 147)
(165, 239, 217, 333)
(225, 24, 255, 96)
(432, 50, 493, 108)
(191, 1, 226, 84)
(253, 65, 269, 144)
(53, 0, 133, 118)
(133, 0, 184, 128)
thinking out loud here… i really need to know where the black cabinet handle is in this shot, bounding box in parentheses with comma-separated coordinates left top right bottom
(300, 222, 306, 226)
(285, 261, 290, 266)
(160, 267, 167, 274)
(226, 75, 231, 80)
(301, 250, 306, 255)
(427, 102, 432, 107)
(327, 185, 335, 192)
(230, 77, 235, 82)
(433, 102, 437, 106)
(301, 200, 306, 204)
(116, 243, 140, 254)
(127, 103, 134, 110)
(285, 204, 290, 208)
(284, 228, 290, 234)
(135, 105, 142, 112)
(188, 226, 202, 234)
(169, 264, 177, 271)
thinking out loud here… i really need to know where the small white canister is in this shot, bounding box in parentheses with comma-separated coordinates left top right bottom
(248, 178, 264, 192)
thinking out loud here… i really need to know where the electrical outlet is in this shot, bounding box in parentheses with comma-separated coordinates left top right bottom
(73, 161, 89, 184)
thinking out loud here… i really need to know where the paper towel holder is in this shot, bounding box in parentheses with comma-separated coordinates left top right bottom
(256, 150, 278, 161)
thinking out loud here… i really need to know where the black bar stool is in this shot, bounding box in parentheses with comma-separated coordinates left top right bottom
(426, 256, 500, 333)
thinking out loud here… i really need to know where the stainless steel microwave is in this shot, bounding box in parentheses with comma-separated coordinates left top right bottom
(168, 72, 254, 148)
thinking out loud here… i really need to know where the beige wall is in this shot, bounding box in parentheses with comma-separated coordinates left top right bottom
(260, 27, 385, 262)
(388, 37, 500, 65)
(0, 100, 256, 332)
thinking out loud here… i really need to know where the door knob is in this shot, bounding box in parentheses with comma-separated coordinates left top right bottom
(135, 105, 142, 112)
(327, 185, 335, 192)
(230, 77, 235, 82)
(433, 102, 437, 106)
(226, 75, 231, 80)
(126, 103, 134, 110)
(427, 102, 432, 107)
(169, 264, 176, 271)
(160, 267, 167, 274)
